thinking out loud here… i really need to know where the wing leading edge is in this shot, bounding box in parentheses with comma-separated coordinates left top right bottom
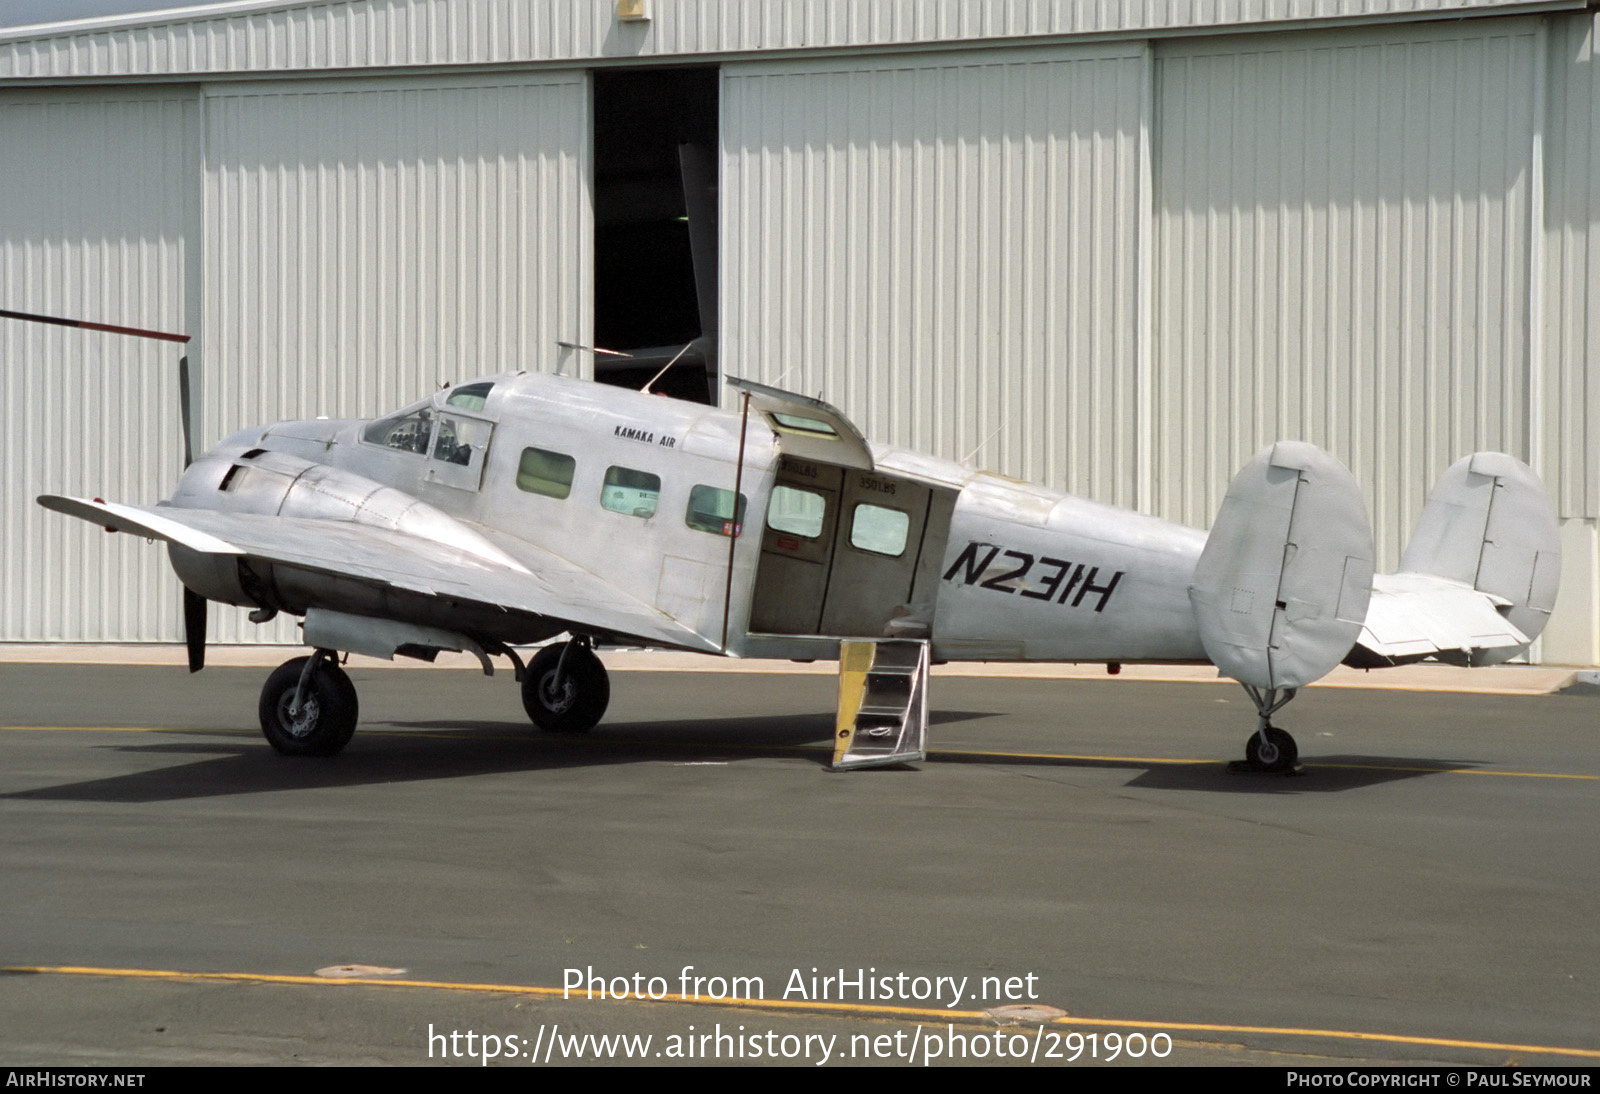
(37, 495, 723, 655)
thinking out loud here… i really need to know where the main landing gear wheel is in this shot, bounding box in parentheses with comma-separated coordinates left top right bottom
(522, 640, 610, 733)
(259, 652, 359, 757)
(1245, 725, 1298, 773)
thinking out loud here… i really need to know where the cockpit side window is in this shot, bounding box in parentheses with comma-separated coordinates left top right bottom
(362, 406, 435, 455)
(433, 415, 491, 467)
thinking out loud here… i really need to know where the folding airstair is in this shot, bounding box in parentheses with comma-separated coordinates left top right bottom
(830, 639, 929, 770)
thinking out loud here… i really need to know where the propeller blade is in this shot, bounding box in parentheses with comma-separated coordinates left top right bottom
(184, 586, 207, 673)
(178, 354, 194, 469)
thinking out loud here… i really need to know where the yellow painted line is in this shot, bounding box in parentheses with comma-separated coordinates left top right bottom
(10, 965, 1599, 1061)
(1311, 761, 1600, 781)
(931, 747, 1210, 766)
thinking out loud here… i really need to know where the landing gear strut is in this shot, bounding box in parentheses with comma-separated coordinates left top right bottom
(1237, 684, 1300, 774)
(522, 637, 610, 733)
(259, 650, 359, 756)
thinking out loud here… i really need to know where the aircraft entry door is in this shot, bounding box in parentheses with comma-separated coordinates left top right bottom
(748, 457, 842, 635)
(750, 460, 953, 638)
(816, 468, 937, 636)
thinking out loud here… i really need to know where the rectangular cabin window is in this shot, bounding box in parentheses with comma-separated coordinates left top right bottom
(516, 447, 576, 499)
(849, 503, 910, 557)
(767, 485, 827, 539)
(686, 484, 747, 537)
(601, 466, 661, 518)
(768, 412, 839, 439)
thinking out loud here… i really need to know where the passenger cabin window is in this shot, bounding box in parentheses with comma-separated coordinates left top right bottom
(686, 485, 747, 537)
(767, 485, 827, 538)
(445, 382, 494, 412)
(363, 406, 435, 455)
(516, 447, 576, 499)
(601, 466, 661, 518)
(850, 503, 910, 556)
(433, 416, 490, 467)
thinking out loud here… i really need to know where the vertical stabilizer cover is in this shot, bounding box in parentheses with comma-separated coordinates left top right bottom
(1397, 452, 1559, 661)
(1190, 443, 1375, 689)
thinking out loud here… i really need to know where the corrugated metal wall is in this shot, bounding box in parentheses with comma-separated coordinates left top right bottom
(1152, 21, 1540, 574)
(5, 8, 1598, 661)
(1538, 11, 1600, 664)
(1542, 12, 1600, 521)
(0, 88, 197, 642)
(722, 44, 1148, 507)
(0, 0, 1575, 81)
(201, 71, 590, 642)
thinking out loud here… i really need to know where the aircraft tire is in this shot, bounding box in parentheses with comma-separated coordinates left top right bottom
(1245, 725, 1298, 773)
(259, 655, 359, 757)
(522, 642, 610, 733)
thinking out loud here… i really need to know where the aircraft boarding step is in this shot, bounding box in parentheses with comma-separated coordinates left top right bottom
(831, 638, 929, 771)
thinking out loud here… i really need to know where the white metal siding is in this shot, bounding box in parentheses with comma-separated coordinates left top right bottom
(1152, 22, 1539, 572)
(722, 45, 1147, 506)
(1542, 13, 1600, 522)
(201, 72, 590, 643)
(0, 0, 1578, 81)
(0, 89, 198, 642)
(1535, 12, 1600, 666)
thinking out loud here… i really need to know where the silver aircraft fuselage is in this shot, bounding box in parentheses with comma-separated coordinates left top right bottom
(165, 370, 1208, 666)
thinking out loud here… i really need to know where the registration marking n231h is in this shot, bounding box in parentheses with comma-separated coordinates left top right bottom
(943, 541, 1125, 612)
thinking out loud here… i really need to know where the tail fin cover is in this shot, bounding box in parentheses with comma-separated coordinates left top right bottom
(1190, 442, 1375, 689)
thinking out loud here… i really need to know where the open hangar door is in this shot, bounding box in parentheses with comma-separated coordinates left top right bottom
(202, 72, 591, 642)
(591, 67, 720, 404)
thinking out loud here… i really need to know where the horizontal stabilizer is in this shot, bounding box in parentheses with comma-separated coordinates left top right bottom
(1350, 572, 1528, 667)
(1349, 452, 1558, 668)
(1190, 442, 1374, 690)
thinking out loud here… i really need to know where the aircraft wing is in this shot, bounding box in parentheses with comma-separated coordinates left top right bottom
(1352, 571, 1529, 666)
(38, 495, 723, 654)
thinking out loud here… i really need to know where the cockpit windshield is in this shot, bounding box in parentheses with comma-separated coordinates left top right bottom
(362, 402, 435, 454)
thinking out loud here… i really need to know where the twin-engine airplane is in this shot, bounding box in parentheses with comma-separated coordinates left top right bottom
(20, 309, 1560, 772)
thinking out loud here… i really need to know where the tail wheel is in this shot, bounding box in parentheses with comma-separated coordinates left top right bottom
(1245, 725, 1298, 773)
(259, 655, 359, 756)
(522, 642, 610, 733)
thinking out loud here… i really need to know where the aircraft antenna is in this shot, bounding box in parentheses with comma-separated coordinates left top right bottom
(641, 338, 697, 395)
(555, 340, 632, 377)
(961, 425, 1005, 466)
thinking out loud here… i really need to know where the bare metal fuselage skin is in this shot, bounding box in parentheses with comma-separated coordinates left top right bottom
(166, 371, 1208, 664)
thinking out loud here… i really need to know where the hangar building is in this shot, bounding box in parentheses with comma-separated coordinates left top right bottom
(1, 0, 1598, 662)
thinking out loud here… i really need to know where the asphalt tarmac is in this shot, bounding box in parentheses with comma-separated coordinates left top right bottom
(1, 662, 1596, 1067)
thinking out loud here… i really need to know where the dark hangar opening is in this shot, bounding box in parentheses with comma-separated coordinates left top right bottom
(591, 67, 720, 405)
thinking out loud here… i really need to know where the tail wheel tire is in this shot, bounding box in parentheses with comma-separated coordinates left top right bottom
(522, 642, 610, 733)
(1245, 725, 1298, 773)
(259, 656, 359, 757)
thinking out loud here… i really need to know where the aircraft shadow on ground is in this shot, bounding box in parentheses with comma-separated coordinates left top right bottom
(1115, 755, 1495, 792)
(2, 705, 1490, 802)
(0, 711, 973, 802)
